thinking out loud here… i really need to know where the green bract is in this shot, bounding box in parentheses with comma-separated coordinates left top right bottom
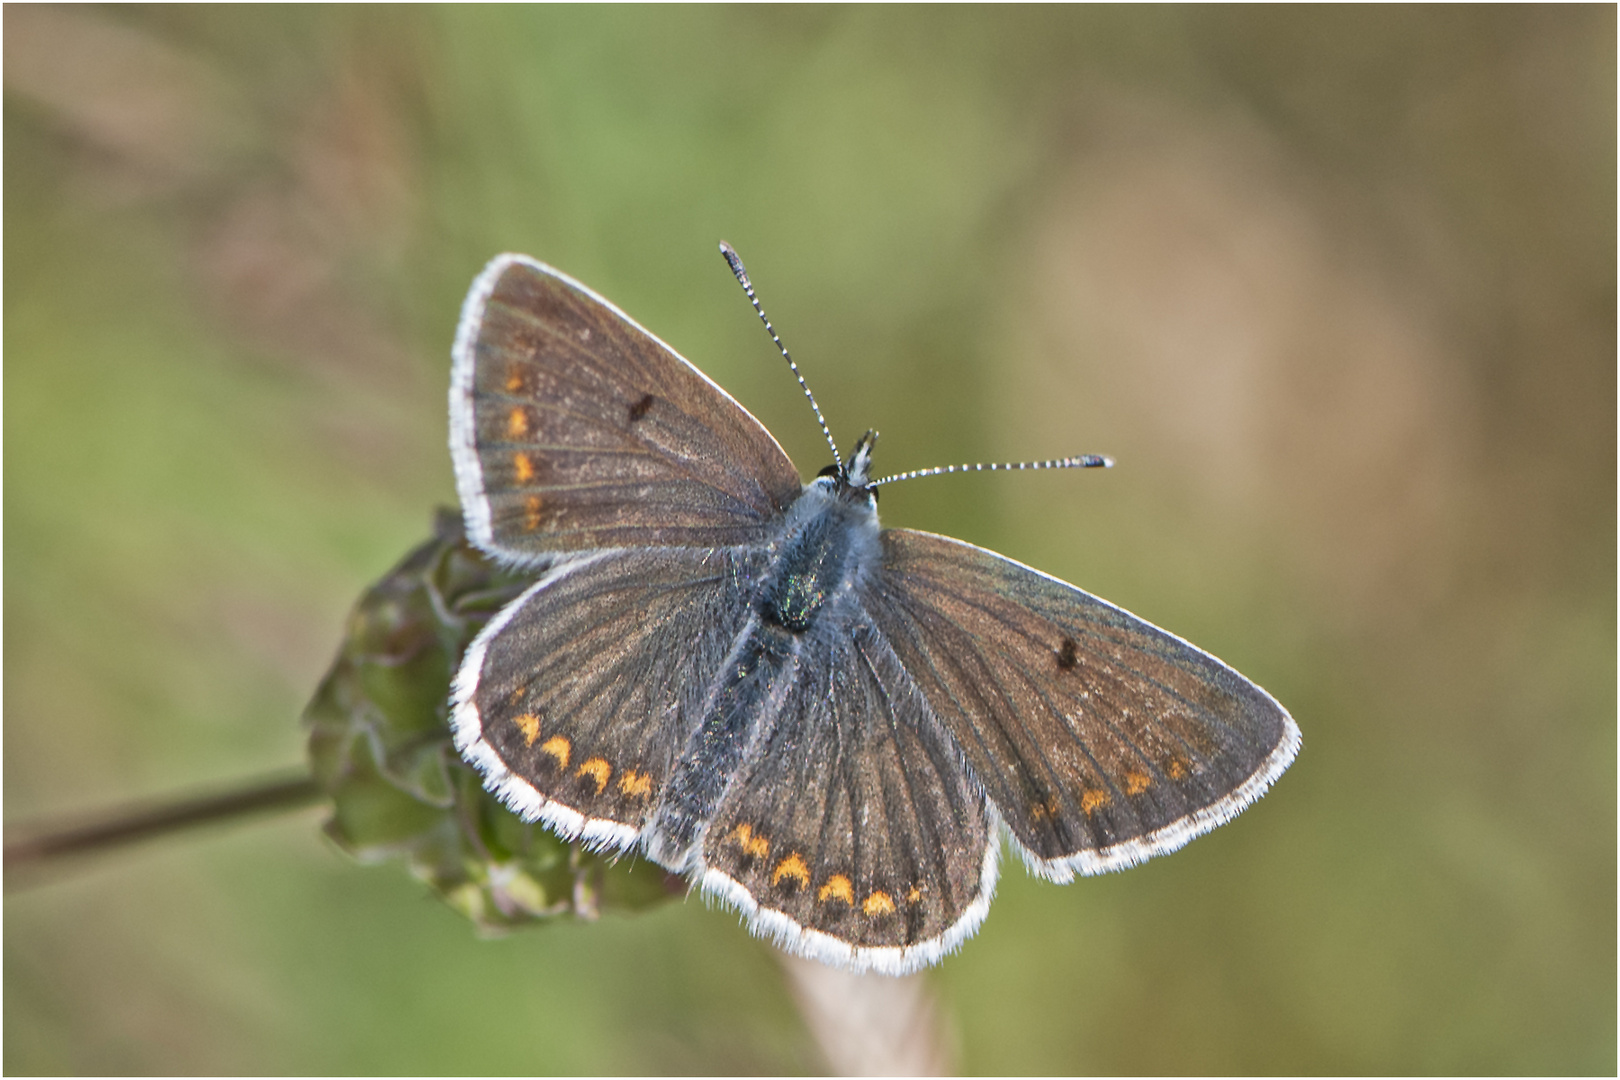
(304, 510, 678, 931)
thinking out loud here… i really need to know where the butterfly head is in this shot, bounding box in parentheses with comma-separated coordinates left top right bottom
(813, 430, 879, 507)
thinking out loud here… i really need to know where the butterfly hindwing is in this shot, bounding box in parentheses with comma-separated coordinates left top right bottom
(453, 545, 769, 848)
(699, 620, 995, 974)
(867, 528, 1300, 878)
(450, 255, 804, 563)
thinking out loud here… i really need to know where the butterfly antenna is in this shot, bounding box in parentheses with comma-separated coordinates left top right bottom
(873, 454, 1114, 487)
(719, 241, 841, 469)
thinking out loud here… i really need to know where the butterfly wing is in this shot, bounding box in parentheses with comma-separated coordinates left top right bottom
(452, 544, 768, 849)
(450, 254, 804, 565)
(867, 528, 1300, 879)
(697, 620, 996, 976)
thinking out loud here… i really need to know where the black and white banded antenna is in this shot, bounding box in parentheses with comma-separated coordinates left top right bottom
(719, 241, 842, 470)
(873, 453, 1113, 487)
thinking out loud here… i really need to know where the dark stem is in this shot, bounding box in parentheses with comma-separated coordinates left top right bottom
(4, 768, 324, 885)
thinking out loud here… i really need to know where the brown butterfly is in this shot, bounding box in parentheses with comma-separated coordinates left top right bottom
(449, 247, 1299, 974)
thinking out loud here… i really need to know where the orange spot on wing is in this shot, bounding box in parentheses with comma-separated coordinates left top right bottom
(818, 874, 854, 905)
(772, 853, 810, 889)
(618, 769, 653, 798)
(506, 407, 530, 438)
(1030, 797, 1061, 824)
(1080, 789, 1111, 815)
(1167, 759, 1189, 780)
(576, 757, 611, 794)
(524, 494, 544, 531)
(513, 452, 535, 483)
(513, 713, 541, 745)
(862, 891, 896, 916)
(730, 824, 770, 859)
(539, 735, 570, 768)
(505, 366, 525, 393)
(906, 885, 922, 904)
(1124, 771, 1152, 795)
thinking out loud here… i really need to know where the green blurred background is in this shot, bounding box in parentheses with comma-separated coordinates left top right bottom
(6, 6, 1613, 1074)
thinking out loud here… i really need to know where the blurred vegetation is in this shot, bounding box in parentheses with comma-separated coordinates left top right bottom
(6, 6, 1613, 1074)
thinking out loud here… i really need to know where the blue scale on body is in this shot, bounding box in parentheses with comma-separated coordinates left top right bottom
(652, 462, 880, 866)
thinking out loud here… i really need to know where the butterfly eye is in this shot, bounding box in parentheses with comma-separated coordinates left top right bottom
(816, 464, 840, 479)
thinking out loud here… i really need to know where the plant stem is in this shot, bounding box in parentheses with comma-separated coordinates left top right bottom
(776, 952, 955, 1075)
(4, 768, 324, 885)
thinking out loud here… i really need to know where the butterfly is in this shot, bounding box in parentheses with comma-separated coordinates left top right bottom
(448, 246, 1299, 975)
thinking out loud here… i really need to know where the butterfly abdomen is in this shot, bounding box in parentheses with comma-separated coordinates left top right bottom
(648, 628, 792, 868)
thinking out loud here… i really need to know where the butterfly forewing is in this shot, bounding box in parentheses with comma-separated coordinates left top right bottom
(453, 545, 769, 847)
(451, 255, 803, 562)
(700, 621, 995, 973)
(867, 529, 1299, 877)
